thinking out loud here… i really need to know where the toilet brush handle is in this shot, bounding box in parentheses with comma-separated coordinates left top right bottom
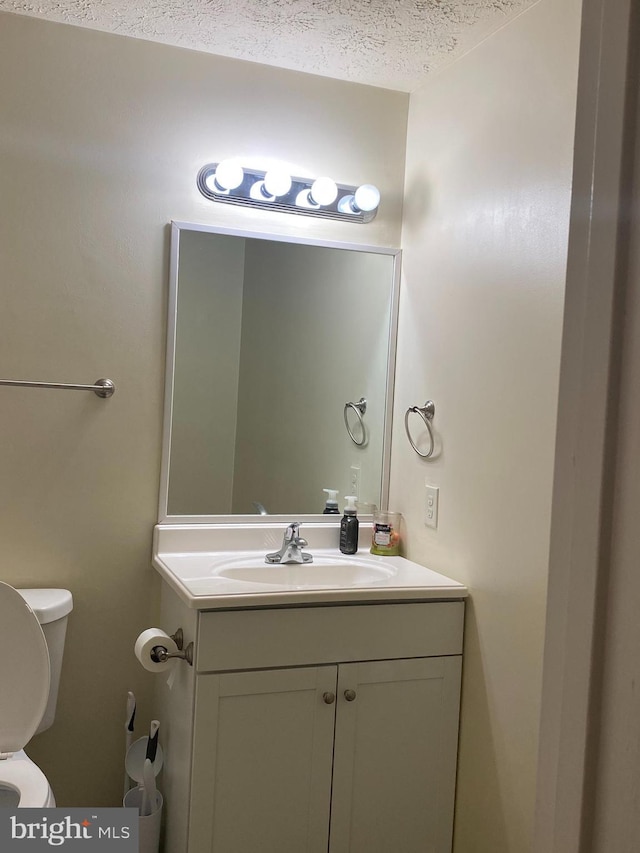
(145, 721, 160, 764)
(123, 691, 136, 797)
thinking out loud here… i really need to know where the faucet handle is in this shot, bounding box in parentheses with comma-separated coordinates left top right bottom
(285, 522, 301, 540)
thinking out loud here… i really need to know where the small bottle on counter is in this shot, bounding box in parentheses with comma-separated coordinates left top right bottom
(339, 495, 359, 555)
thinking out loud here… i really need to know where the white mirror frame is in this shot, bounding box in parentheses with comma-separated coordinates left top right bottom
(158, 220, 401, 524)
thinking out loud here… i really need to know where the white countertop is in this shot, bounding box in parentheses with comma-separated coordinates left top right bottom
(153, 524, 468, 610)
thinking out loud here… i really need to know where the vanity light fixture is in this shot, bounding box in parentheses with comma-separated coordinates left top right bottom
(197, 162, 380, 223)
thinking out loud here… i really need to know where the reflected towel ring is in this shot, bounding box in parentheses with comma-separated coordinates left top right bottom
(344, 398, 367, 446)
(405, 401, 436, 458)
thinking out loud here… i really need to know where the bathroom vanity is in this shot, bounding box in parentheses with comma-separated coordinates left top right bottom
(151, 222, 467, 851)
(151, 525, 467, 853)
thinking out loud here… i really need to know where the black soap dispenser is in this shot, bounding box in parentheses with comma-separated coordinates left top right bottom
(339, 495, 359, 555)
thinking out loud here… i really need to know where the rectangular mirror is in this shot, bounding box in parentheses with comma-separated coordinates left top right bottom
(159, 221, 400, 522)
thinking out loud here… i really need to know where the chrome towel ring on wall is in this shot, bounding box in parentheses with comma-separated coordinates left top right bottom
(405, 400, 436, 458)
(344, 397, 367, 446)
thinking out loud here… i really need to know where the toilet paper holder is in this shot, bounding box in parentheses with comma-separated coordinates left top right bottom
(150, 628, 194, 667)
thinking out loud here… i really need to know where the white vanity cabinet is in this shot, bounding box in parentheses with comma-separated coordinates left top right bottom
(155, 587, 465, 853)
(191, 657, 461, 853)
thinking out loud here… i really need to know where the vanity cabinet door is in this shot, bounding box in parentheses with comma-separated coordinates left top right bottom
(189, 666, 337, 853)
(329, 657, 462, 853)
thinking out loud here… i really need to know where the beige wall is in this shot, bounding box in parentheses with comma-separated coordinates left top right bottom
(0, 11, 408, 806)
(393, 0, 581, 850)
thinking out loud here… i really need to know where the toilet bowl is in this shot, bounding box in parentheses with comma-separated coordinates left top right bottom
(0, 583, 73, 808)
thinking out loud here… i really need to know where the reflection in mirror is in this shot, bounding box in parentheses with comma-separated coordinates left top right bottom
(161, 223, 400, 520)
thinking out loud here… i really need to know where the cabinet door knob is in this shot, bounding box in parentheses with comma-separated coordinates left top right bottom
(323, 692, 336, 704)
(344, 689, 357, 702)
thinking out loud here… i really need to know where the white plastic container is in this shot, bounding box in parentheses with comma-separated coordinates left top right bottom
(124, 785, 163, 853)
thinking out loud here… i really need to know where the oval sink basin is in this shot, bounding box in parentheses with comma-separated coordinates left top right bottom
(217, 559, 395, 588)
(153, 538, 469, 607)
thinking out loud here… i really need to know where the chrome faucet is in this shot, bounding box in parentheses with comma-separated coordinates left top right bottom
(265, 522, 313, 564)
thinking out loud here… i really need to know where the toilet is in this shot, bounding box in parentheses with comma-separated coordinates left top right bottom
(0, 582, 73, 808)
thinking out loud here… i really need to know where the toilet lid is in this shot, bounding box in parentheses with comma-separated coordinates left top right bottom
(0, 582, 50, 754)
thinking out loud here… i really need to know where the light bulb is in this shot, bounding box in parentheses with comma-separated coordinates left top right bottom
(338, 184, 381, 214)
(354, 184, 380, 212)
(250, 168, 293, 201)
(263, 169, 292, 198)
(309, 176, 338, 207)
(210, 160, 244, 193)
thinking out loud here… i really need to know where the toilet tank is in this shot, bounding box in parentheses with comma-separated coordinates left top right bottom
(17, 589, 73, 734)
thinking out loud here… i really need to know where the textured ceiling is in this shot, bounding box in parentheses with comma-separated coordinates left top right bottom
(0, 0, 538, 91)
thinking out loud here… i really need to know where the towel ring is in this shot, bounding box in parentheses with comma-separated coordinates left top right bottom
(344, 398, 367, 447)
(405, 401, 436, 458)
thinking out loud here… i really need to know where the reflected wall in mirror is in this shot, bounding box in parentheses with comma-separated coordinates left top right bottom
(161, 222, 400, 520)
